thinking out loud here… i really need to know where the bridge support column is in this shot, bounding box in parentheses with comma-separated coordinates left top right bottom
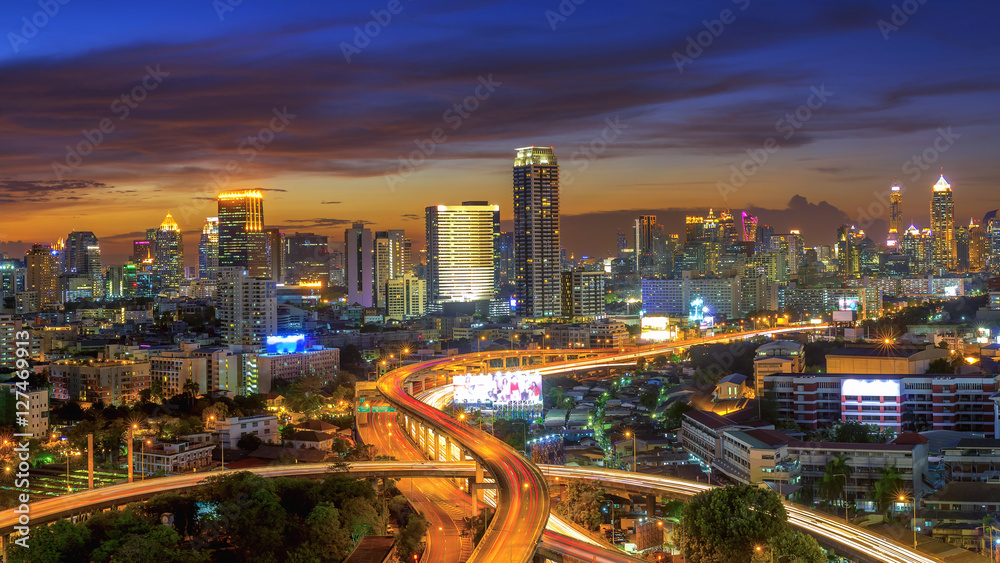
(469, 460, 484, 517)
(444, 437, 452, 462)
(647, 495, 657, 518)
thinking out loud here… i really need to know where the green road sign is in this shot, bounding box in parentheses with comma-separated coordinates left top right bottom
(371, 406, 396, 413)
(357, 406, 371, 413)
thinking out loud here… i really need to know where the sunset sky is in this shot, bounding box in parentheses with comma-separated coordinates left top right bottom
(1, 0, 998, 266)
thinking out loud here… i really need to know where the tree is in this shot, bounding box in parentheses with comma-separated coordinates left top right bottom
(819, 454, 852, 505)
(749, 529, 826, 563)
(343, 443, 377, 461)
(679, 486, 787, 563)
(554, 480, 604, 530)
(394, 512, 428, 561)
(869, 466, 904, 516)
(237, 434, 263, 451)
(636, 357, 647, 372)
(662, 401, 693, 430)
(342, 496, 384, 544)
(927, 357, 955, 374)
(287, 502, 352, 562)
(9, 519, 90, 563)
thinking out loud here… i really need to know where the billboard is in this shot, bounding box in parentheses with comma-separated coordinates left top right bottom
(838, 298, 859, 311)
(640, 316, 676, 342)
(266, 334, 306, 354)
(452, 371, 542, 407)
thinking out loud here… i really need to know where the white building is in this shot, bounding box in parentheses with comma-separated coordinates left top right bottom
(385, 274, 426, 321)
(133, 439, 215, 475)
(149, 353, 208, 398)
(211, 414, 279, 449)
(425, 202, 499, 314)
(216, 268, 277, 347)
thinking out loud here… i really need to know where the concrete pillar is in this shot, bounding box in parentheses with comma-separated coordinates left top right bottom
(472, 460, 485, 517)
(647, 495, 657, 519)
(444, 437, 452, 462)
(88, 434, 94, 490)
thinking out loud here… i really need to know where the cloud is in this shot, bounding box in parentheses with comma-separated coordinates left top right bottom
(320, 201, 341, 205)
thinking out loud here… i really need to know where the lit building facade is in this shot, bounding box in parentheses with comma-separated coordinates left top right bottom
(344, 223, 374, 307)
(930, 175, 956, 270)
(198, 217, 219, 280)
(154, 213, 184, 290)
(374, 230, 410, 309)
(25, 243, 60, 311)
(386, 274, 426, 321)
(560, 268, 606, 319)
(216, 268, 277, 347)
(218, 190, 268, 278)
(513, 146, 561, 318)
(425, 202, 499, 314)
(284, 232, 330, 284)
(50, 359, 151, 405)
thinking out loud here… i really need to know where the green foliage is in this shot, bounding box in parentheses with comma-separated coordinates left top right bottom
(236, 433, 263, 451)
(9, 519, 89, 563)
(394, 512, 428, 561)
(868, 466, 904, 516)
(636, 357, 647, 371)
(343, 443, 378, 461)
(555, 480, 604, 530)
(819, 455, 852, 504)
(661, 401, 693, 430)
(639, 389, 660, 410)
(679, 486, 787, 563)
(812, 421, 892, 444)
(927, 357, 955, 374)
(139, 492, 199, 538)
(749, 529, 826, 563)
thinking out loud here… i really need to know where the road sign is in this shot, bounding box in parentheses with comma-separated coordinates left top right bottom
(357, 406, 371, 413)
(371, 406, 396, 413)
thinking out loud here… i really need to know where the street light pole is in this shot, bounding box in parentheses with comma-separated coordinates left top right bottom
(900, 494, 917, 549)
(625, 431, 637, 472)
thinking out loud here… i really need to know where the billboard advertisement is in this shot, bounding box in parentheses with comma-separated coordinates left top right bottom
(452, 371, 542, 407)
(640, 316, 676, 342)
(838, 298, 859, 311)
(266, 334, 306, 354)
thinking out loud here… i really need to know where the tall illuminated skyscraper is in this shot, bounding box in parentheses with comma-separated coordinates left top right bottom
(218, 190, 268, 278)
(25, 244, 59, 311)
(198, 217, 219, 280)
(888, 182, 902, 247)
(216, 268, 276, 347)
(513, 146, 560, 318)
(344, 223, 374, 307)
(636, 215, 659, 271)
(63, 231, 103, 298)
(284, 233, 330, 284)
(264, 227, 284, 283)
(930, 175, 956, 270)
(374, 230, 410, 309)
(426, 203, 499, 314)
(153, 213, 184, 290)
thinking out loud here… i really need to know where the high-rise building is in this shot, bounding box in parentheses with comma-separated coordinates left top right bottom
(25, 244, 59, 311)
(930, 175, 956, 270)
(374, 230, 410, 308)
(344, 223, 374, 307)
(132, 239, 153, 265)
(513, 146, 560, 318)
(426, 202, 499, 314)
(837, 225, 861, 278)
(889, 182, 903, 247)
(385, 274, 426, 321)
(741, 212, 758, 243)
(284, 232, 330, 284)
(901, 226, 934, 275)
(498, 231, 515, 289)
(636, 215, 658, 271)
(968, 219, 987, 272)
(0, 259, 25, 304)
(264, 227, 284, 282)
(63, 231, 103, 296)
(218, 190, 268, 278)
(154, 213, 184, 290)
(198, 217, 219, 280)
(104, 263, 138, 299)
(216, 268, 277, 347)
(560, 269, 606, 319)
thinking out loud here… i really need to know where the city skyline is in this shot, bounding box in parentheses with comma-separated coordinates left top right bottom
(2, 1, 999, 263)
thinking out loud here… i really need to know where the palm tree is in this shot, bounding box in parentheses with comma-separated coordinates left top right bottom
(183, 379, 200, 408)
(819, 454, 852, 505)
(869, 466, 904, 517)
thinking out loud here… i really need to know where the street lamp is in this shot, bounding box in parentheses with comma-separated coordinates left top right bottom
(624, 431, 637, 472)
(141, 439, 151, 481)
(899, 494, 918, 549)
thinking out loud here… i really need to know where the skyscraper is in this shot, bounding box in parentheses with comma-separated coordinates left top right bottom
(930, 175, 956, 270)
(284, 233, 330, 284)
(513, 146, 560, 318)
(497, 231, 515, 289)
(63, 231, 103, 298)
(218, 190, 268, 278)
(741, 212, 758, 243)
(216, 268, 277, 347)
(198, 217, 219, 280)
(426, 202, 499, 314)
(344, 223, 374, 307)
(25, 244, 59, 311)
(636, 215, 659, 272)
(374, 230, 410, 308)
(888, 182, 903, 247)
(154, 213, 184, 290)
(264, 227, 284, 282)
(968, 219, 987, 272)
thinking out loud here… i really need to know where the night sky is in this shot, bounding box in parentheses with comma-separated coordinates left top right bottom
(1, 0, 998, 265)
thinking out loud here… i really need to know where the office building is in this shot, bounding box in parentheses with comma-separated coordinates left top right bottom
(386, 274, 426, 321)
(133, 439, 215, 476)
(63, 231, 103, 298)
(931, 175, 956, 270)
(641, 275, 741, 319)
(150, 353, 209, 398)
(636, 215, 659, 272)
(198, 217, 219, 280)
(968, 219, 988, 272)
(513, 146, 561, 318)
(25, 243, 60, 311)
(560, 268, 606, 319)
(344, 223, 374, 307)
(211, 415, 278, 449)
(245, 347, 340, 393)
(218, 190, 268, 278)
(498, 231, 515, 289)
(216, 268, 277, 347)
(284, 232, 330, 284)
(265, 227, 284, 282)
(888, 182, 902, 246)
(50, 359, 151, 405)
(154, 213, 185, 290)
(425, 202, 499, 314)
(374, 230, 410, 308)
(0, 259, 25, 303)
